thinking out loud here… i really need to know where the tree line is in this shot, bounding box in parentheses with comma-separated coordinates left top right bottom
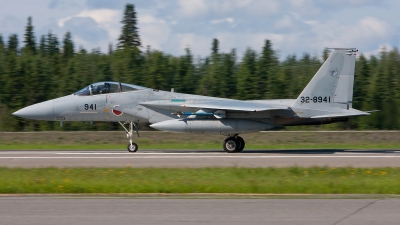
(0, 4, 399, 131)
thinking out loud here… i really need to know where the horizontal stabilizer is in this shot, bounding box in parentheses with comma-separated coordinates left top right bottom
(311, 111, 370, 118)
(364, 110, 380, 113)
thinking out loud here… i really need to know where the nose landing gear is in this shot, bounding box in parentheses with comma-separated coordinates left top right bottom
(223, 135, 245, 153)
(119, 121, 140, 152)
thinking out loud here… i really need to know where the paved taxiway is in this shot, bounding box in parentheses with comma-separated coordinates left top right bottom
(0, 150, 400, 167)
(1, 197, 399, 225)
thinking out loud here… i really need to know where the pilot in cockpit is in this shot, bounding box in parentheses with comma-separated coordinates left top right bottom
(92, 85, 100, 95)
(102, 83, 111, 94)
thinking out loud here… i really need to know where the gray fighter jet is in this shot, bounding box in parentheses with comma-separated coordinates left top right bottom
(13, 48, 370, 153)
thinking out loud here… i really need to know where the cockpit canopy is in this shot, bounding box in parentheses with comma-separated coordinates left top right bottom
(74, 82, 146, 96)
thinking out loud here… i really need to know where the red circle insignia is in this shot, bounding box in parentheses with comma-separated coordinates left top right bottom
(112, 105, 123, 116)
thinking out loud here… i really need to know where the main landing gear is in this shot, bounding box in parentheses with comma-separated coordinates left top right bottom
(223, 135, 245, 153)
(119, 121, 140, 152)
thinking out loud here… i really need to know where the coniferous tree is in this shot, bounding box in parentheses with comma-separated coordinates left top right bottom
(108, 43, 114, 55)
(198, 39, 222, 97)
(0, 34, 5, 101)
(0, 34, 4, 66)
(45, 32, 60, 98)
(39, 35, 47, 56)
(4, 34, 25, 112)
(258, 40, 279, 99)
(7, 34, 19, 55)
(212, 38, 219, 55)
(353, 54, 370, 110)
(0, 34, 5, 131)
(296, 53, 321, 95)
(218, 49, 237, 98)
(117, 3, 141, 50)
(236, 48, 259, 100)
(354, 55, 372, 129)
(47, 32, 59, 56)
(143, 50, 169, 90)
(114, 4, 142, 87)
(172, 48, 194, 93)
(279, 55, 297, 98)
(209, 39, 221, 97)
(382, 49, 400, 129)
(369, 65, 385, 129)
(0, 34, 3, 48)
(62, 32, 74, 60)
(97, 54, 113, 82)
(23, 17, 36, 54)
(180, 48, 195, 94)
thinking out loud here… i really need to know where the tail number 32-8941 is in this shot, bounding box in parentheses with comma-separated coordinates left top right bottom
(301, 96, 331, 103)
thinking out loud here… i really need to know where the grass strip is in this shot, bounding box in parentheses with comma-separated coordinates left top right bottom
(1, 131, 400, 150)
(1, 143, 400, 150)
(1, 167, 400, 194)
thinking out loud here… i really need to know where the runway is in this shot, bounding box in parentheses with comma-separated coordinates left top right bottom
(1, 197, 399, 225)
(0, 150, 400, 167)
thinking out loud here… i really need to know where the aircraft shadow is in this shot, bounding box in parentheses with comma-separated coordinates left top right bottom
(242, 149, 400, 154)
(152, 149, 400, 154)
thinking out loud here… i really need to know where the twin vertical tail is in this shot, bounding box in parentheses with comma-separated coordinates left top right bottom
(291, 48, 369, 118)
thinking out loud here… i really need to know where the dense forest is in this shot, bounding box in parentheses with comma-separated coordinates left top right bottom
(0, 4, 399, 131)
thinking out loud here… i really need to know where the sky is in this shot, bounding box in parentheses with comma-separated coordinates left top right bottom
(0, 0, 400, 60)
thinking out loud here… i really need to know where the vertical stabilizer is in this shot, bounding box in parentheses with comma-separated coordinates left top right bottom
(291, 48, 357, 111)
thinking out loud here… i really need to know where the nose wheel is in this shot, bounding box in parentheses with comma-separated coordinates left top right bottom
(127, 143, 138, 152)
(223, 135, 245, 153)
(119, 121, 140, 153)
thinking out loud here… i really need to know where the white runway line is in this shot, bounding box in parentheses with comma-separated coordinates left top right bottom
(55, 152, 223, 155)
(1, 155, 400, 159)
(0, 151, 399, 155)
(57, 152, 400, 155)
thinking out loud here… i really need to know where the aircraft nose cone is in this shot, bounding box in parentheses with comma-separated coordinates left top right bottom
(12, 100, 54, 120)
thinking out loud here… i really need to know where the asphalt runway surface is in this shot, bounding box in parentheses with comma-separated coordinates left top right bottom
(1, 197, 399, 225)
(0, 150, 400, 167)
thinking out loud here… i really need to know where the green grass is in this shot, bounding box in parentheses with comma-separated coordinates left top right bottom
(1, 167, 400, 194)
(1, 131, 399, 150)
(0, 143, 399, 150)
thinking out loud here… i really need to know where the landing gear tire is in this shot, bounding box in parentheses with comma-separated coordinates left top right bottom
(127, 143, 138, 152)
(223, 137, 240, 153)
(236, 136, 245, 152)
(119, 121, 140, 153)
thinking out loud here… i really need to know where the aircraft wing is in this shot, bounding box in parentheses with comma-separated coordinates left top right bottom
(140, 100, 289, 112)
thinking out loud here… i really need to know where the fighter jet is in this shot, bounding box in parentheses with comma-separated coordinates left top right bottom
(13, 48, 370, 153)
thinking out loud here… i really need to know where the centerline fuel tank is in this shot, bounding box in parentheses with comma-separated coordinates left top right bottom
(150, 119, 273, 134)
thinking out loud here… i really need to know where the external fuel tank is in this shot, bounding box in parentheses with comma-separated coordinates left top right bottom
(150, 119, 273, 134)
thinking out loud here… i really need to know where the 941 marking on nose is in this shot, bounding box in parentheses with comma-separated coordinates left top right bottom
(84, 104, 97, 110)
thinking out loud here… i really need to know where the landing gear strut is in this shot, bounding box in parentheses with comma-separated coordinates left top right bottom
(119, 121, 140, 152)
(223, 135, 245, 153)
